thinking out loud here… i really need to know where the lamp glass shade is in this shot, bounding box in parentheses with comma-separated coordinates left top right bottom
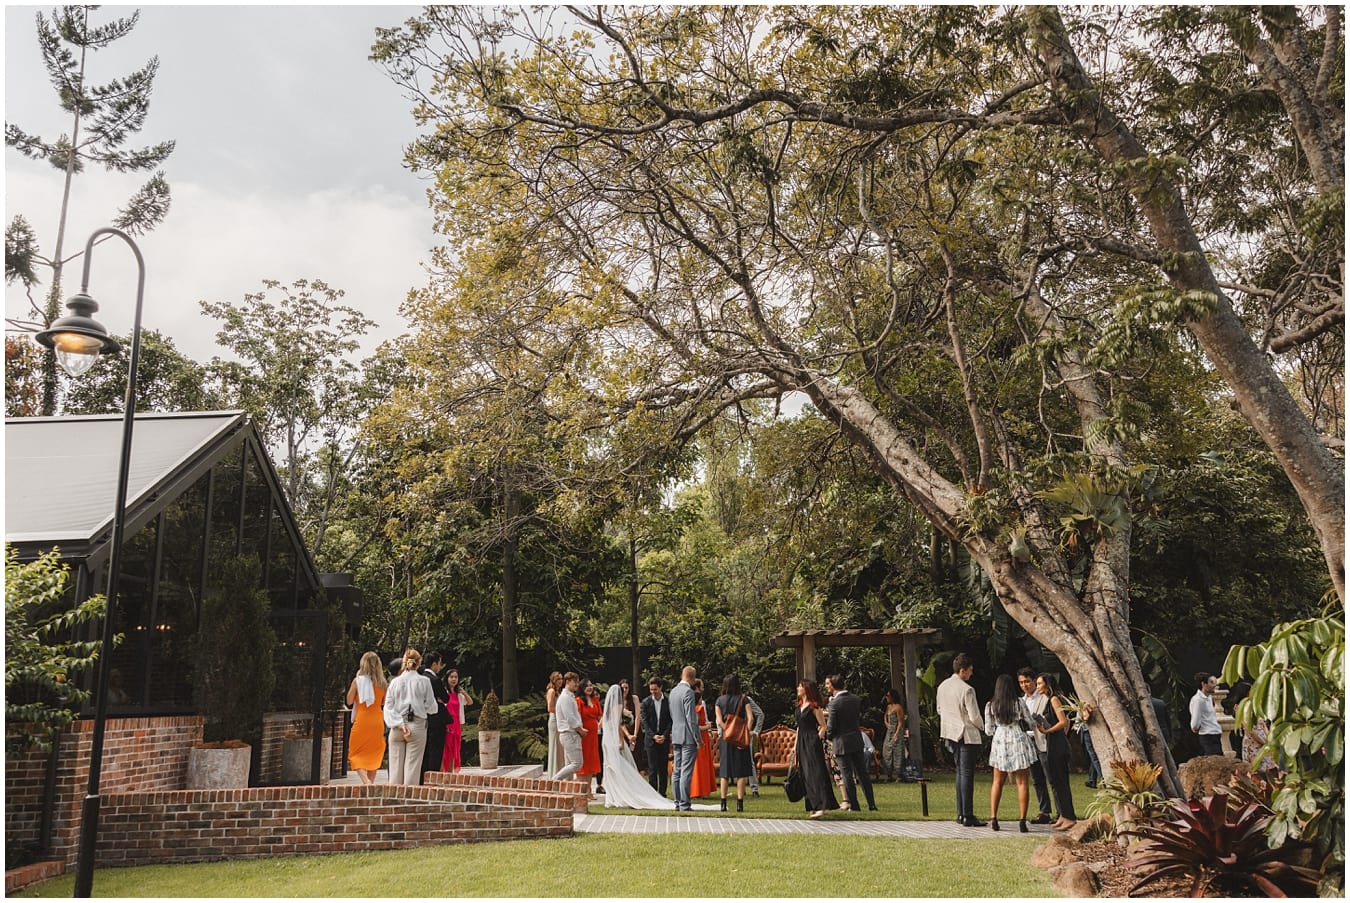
(52, 333, 104, 377)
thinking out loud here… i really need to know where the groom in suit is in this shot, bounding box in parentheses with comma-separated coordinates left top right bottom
(668, 665, 699, 811)
(641, 677, 672, 796)
(825, 674, 878, 812)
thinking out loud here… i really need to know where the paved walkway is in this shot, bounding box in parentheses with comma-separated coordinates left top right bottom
(575, 812, 1056, 839)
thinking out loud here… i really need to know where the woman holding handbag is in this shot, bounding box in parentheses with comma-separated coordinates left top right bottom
(715, 673, 754, 811)
(794, 678, 839, 818)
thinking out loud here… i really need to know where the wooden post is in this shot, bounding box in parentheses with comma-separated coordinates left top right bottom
(802, 635, 817, 682)
(903, 634, 923, 768)
(888, 646, 905, 701)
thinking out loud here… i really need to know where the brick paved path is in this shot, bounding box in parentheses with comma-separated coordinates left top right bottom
(574, 812, 1056, 839)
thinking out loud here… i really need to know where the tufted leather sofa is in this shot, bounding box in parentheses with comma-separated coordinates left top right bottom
(754, 725, 797, 783)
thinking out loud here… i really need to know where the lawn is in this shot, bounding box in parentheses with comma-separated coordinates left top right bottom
(19, 833, 1055, 898)
(597, 770, 1086, 822)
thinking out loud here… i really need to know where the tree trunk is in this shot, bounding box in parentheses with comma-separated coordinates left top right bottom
(799, 374, 1182, 797)
(1029, 7, 1346, 603)
(629, 536, 640, 693)
(500, 482, 520, 702)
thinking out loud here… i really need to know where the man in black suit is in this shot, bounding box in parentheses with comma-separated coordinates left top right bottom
(824, 674, 878, 812)
(640, 676, 672, 796)
(420, 652, 450, 780)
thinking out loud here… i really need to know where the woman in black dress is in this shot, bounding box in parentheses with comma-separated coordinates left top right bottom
(794, 678, 839, 819)
(716, 673, 755, 811)
(1035, 673, 1078, 831)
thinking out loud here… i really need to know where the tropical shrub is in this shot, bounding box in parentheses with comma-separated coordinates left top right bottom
(1123, 790, 1320, 897)
(1085, 758, 1168, 835)
(1223, 598, 1344, 894)
(5, 546, 112, 752)
(191, 555, 276, 744)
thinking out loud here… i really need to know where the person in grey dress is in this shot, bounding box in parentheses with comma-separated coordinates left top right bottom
(716, 673, 755, 811)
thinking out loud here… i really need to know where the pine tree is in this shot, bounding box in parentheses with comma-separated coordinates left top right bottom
(5, 6, 175, 415)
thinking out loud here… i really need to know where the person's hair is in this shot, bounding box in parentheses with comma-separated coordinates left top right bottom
(721, 673, 742, 696)
(648, 676, 664, 690)
(693, 678, 704, 694)
(682, 665, 698, 680)
(952, 652, 974, 673)
(446, 668, 459, 681)
(1037, 672, 1060, 699)
(1194, 671, 1212, 690)
(563, 671, 579, 683)
(401, 648, 422, 673)
(990, 674, 1020, 724)
(885, 687, 901, 705)
(424, 652, 442, 669)
(827, 673, 847, 691)
(799, 678, 825, 708)
(620, 676, 630, 687)
(1016, 666, 1036, 681)
(579, 677, 592, 694)
(358, 651, 387, 689)
(547, 671, 562, 691)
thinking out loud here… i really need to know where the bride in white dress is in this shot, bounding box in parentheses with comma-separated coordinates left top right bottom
(602, 684, 718, 810)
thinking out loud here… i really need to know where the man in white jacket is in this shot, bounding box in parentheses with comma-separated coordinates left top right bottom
(936, 652, 986, 826)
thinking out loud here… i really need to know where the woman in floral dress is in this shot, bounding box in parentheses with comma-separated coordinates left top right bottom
(984, 673, 1037, 831)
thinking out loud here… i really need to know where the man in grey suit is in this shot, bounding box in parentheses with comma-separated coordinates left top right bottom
(824, 674, 878, 812)
(668, 665, 699, 811)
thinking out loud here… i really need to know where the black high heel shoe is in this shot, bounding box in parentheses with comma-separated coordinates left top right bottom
(990, 817, 1000, 831)
(720, 797, 728, 811)
(736, 798, 744, 812)
(1019, 819, 1029, 833)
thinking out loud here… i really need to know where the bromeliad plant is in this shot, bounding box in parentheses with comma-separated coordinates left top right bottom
(1122, 790, 1320, 897)
(1085, 758, 1168, 836)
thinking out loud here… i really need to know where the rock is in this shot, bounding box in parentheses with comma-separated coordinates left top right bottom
(1064, 815, 1109, 843)
(1177, 755, 1245, 800)
(1051, 862, 1101, 897)
(1029, 835, 1078, 869)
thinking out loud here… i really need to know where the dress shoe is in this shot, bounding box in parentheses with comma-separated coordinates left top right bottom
(720, 797, 728, 811)
(1053, 819, 1077, 831)
(964, 817, 987, 827)
(736, 798, 744, 812)
(752, 789, 759, 798)
(868, 805, 878, 811)
(990, 818, 1000, 831)
(1019, 819, 1029, 833)
(1031, 813, 1053, 825)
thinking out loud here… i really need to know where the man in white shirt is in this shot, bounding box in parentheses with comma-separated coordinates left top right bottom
(1189, 671, 1223, 756)
(553, 672, 587, 781)
(936, 652, 985, 826)
(1017, 667, 1054, 824)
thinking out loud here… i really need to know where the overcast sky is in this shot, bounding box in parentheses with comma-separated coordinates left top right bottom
(5, 4, 433, 364)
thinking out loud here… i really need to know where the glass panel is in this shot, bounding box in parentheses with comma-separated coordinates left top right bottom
(105, 516, 158, 711)
(241, 446, 272, 580)
(147, 474, 209, 710)
(268, 502, 297, 609)
(209, 444, 243, 560)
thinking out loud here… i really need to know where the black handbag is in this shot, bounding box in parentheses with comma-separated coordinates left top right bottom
(784, 765, 806, 802)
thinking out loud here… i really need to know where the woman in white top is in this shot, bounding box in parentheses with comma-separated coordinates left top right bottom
(383, 648, 438, 785)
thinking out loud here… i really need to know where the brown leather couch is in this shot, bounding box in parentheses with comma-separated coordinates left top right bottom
(754, 725, 797, 783)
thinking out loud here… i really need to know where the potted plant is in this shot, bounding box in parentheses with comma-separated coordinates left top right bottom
(187, 555, 276, 788)
(477, 689, 503, 770)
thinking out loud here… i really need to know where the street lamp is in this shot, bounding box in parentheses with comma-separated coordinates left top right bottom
(35, 227, 146, 898)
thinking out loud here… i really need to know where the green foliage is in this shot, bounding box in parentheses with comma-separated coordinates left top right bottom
(5, 547, 111, 752)
(191, 555, 276, 744)
(1223, 599, 1344, 891)
(476, 689, 502, 731)
(1083, 758, 1168, 834)
(61, 328, 219, 415)
(1123, 791, 1321, 897)
(1036, 471, 1131, 552)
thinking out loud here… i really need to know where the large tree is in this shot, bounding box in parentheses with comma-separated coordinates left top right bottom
(5, 6, 174, 415)
(374, 5, 1342, 791)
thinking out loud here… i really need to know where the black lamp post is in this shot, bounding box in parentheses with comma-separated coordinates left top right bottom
(35, 227, 145, 898)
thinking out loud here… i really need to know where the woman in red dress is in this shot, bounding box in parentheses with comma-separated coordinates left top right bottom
(690, 678, 717, 798)
(576, 678, 604, 797)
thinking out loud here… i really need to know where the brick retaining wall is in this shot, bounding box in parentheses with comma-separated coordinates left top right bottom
(94, 782, 574, 868)
(426, 770, 591, 812)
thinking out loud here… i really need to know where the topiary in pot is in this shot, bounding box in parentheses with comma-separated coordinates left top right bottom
(189, 555, 276, 784)
(477, 689, 503, 769)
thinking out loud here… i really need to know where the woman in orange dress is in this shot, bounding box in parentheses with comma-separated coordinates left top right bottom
(576, 678, 604, 797)
(690, 678, 717, 798)
(346, 651, 388, 784)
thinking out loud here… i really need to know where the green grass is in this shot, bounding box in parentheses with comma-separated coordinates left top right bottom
(598, 771, 1071, 822)
(18, 834, 1056, 898)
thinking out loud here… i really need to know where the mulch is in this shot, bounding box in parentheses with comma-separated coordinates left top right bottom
(1065, 837, 1260, 898)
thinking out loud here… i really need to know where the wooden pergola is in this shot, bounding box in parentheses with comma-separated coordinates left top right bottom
(770, 627, 943, 767)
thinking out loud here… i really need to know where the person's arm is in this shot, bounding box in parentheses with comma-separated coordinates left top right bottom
(715, 703, 726, 732)
(893, 706, 905, 743)
(1039, 696, 1070, 734)
(1189, 694, 1202, 733)
(346, 679, 359, 706)
(813, 706, 828, 738)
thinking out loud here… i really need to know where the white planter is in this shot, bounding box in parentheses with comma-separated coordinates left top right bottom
(478, 730, 502, 770)
(186, 742, 251, 789)
(281, 736, 331, 784)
